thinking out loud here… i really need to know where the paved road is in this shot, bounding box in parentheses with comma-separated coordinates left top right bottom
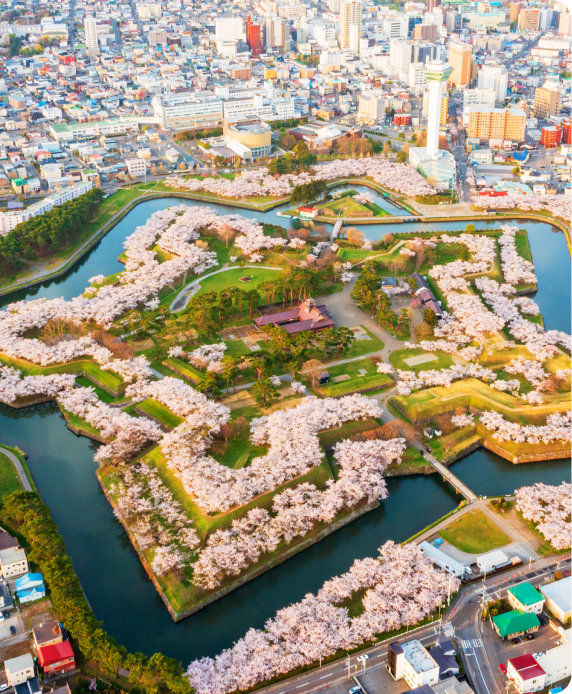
(0, 446, 32, 492)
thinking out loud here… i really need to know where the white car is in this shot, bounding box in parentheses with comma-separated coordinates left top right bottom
(357, 655, 369, 662)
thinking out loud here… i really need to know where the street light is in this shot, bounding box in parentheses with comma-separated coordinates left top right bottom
(346, 655, 351, 680)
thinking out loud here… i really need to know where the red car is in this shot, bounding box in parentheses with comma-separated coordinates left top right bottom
(499, 664, 507, 675)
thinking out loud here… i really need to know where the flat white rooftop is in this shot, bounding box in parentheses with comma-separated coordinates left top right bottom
(402, 639, 438, 674)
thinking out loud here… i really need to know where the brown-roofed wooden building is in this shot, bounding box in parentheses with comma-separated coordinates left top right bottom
(254, 298, 334, 335)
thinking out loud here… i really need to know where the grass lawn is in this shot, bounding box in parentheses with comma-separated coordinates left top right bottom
(417, 242, 468, 275)
(137, 398, 184, 429)
(162, 357, 202, 383)
(318, 417, 381, 448)
(320, 358, 394, 397)
(439, 509, 511, 554)
(513, 230, 537, 292)
(194, 268, 283, 297)
(223, 339, 251, 356)
(0, 452, 23, 498)
(319, 196, 374, 218)
(386, 446, 429, 475)
(389, 348, 454, 374)
(332, 327, 384, 360)
(337, 248, 386, 262)
(75, 376, 130, 404)
(211, 436, 268, 470)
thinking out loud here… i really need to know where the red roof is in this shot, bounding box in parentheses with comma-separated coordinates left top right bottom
(508, 654, 545, 681)
(38, 642, 75, 667)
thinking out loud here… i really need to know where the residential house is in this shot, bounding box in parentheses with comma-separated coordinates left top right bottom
(38, 642, 76, 677)
(33, 621, 63, 650)
(507, 583, 545, 615)
(15, 573, 46, 603)
(0, 546, 29, 579)
(492, 610, 540, 640)
(507, 654, 546, 693)
(5, 655, 35, 687)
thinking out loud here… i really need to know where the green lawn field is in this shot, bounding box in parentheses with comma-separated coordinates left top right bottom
(439, 509, 510, 554)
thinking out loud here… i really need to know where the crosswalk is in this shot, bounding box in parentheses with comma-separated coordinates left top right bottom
(461, 638, 483, 649)
(442, 622, 455, 638)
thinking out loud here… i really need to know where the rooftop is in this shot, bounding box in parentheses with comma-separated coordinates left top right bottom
(402, 639, 438, 674)
(508, 653, 545, 681)
(509, 582, 544, 607)
(493, 610, 540, 637)
(541, 577, 571, 613)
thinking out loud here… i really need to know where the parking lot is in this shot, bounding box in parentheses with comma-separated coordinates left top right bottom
(0, 609, 24, 641)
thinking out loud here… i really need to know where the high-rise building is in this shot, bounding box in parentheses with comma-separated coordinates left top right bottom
(445, 10, 461, 33)
(413, 23, 438, 41)
(390, 38, 412, 73)
(562, 119, 571, 145)
(357, 92, 386, 126)
(533, 82, 561, 119)
(215, 17, 244, 44)
(467, 107, 526, 141)
(558, 12, 571, 36)
(426, 0, 441, 13)
(264, 16, 289, 50)
(477, 65, 508, 100)
(338, 0, 362, 51)
(246, 16, 262, 56)
(440, 95, 449, 125)
(509, 2, 520, 22)
(384, 16, 409, 39)
(518, 7, 540, 31)
(540, 126, 562, 148)
(447, 42, 473, 87)
(328, 0, 340, 13)
(84, 17, 99, 51)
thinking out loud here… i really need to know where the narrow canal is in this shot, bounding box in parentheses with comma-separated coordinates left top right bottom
(0, 196, 569, 663)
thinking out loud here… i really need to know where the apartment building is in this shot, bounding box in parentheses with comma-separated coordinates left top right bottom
(519, 7, 540, 31)
(467, 107, 526, 141)
(152, 91, 223, 130)
(509, 2, 521, 22)
(338, 0, 362, 52)
(413, 23, 438, 41)
(533, 82, 561, 119)
(477, 65, 508, 100)
(448, 42, 474, 87)
(84, 17, 99, 51)
(358, 93, 385, 125)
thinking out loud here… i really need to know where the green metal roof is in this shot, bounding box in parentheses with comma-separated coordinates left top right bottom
(509, 582, 544, 607)
(493, 610, 540, 637)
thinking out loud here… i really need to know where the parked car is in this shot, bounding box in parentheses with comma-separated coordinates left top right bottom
(526, 634, 535, 641)
(499, 664, 507, 674)
(512, 637, 523, 644)
(9, 626, 16, 635)
(349, 687, 361, 694)
(0, 683, 8, 691)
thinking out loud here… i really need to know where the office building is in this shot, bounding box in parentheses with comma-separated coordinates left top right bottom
(478, 65, 508, 100)
(533, 82, 561, 119)
(558, 12, 571, 36)
(152, 91, 223, 131)
(413, 23, 438, 41)
(390, 39, 413, 73)
(328, 0, 340, 13)
(246, 16, 262, 56)
(215, 17, 244, 44)
(358, 92, 386, 125)
(84, 17, 99, 51)
(467, 107, 526, 141)
(426, 0, 441, 13)
(338, 0, 362, 51)
(540, 126, 562, 147)
(223, 116, 272, 160)
(509, 2, 521, 22)
(384, 16, 409, 39)
(265, 16, 290, 50)
(519, 7, 540, 31)
(446, 10, 461, 33)
(448, 42, 473, 87)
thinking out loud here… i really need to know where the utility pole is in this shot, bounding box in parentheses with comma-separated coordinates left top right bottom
(346, 655, 351, 680)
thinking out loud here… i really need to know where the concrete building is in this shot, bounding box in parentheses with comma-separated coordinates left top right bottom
(265, 16, 290, 50)
(534, 82, 561, 119)
(413, 23, 438, 41)
(446, 10, 461, 33)
(357, 93, 386, 126)
(5, 655, 35, 687)
(390, 39, 413, 74)
(215, 17, 244, 44)
(448, 42, 474, 88)
(507, 654, 545, 693)
(477, 65, 508, 101)
(0, 547, 29, 579)
(84, 17, 99, 51)
(223, 116, 272, 160)
(540, 577, 571, 623)
(419, 541, 468, 578)
(338, 0, 362, 52)
(507, 583, 545, 614)
(519, 8, 540, 31)
(467, 107, 526, 142)
(384, 16, 408, 39)
(126, 159, 147, 178)
(388, 640, 439, 689)
(536, 641, 570, 687)
(409, 60, 456, 188)
(509, 2, 521, 22)
(558, 12, 572, 37)
(152, 92, 223, 131)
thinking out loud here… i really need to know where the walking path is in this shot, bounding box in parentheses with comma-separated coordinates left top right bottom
(0, 446, 32, 492)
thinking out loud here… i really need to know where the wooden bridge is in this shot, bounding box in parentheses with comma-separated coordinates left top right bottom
(425, 453, 478, 502)
(330, 219, 343, 241)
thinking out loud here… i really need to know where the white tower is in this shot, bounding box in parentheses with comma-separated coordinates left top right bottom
(424, 60, 453, 158)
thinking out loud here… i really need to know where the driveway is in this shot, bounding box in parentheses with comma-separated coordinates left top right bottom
(316, 276, 414, 361)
